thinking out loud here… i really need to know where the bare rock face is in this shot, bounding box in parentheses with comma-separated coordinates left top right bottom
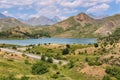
(94, 21, 116, 35)
(74, 13, 95, 26)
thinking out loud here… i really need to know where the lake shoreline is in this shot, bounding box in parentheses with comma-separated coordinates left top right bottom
(0, 38, 97, 46)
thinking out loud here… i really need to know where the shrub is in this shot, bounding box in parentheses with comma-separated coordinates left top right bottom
(7, 58, 14, 62)
(21, 75, 29, 80)
(102, 75, 111, 80)
(12, 46, 17, 50)
(41, 55, 46, 61)
(52, 64, 58, 70)
(22, 54, 26, 57)
(68, 60, 74, 68)
(94, 43, 99, 48)
(24, 60, 30, 64)
(105, 66, 120, 80)
(66, 44, 70, 48)
(62, 48, 69, 55)
(88, 61, 102, 66)
(51, 74, 59, 79)
(85, 57, 89, 62)
(47, 57, 53, 63)
(31, 61, 49, 75)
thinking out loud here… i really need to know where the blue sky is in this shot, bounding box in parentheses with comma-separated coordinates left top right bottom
(0, 0, 120, 20)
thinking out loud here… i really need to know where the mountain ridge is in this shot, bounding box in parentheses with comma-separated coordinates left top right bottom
(23, 16, 61, 26)
(0, 12, 120, 39)
(40, 12, 120, 38)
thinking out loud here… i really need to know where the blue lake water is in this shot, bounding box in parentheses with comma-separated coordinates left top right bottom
(0, 38, 97, 46)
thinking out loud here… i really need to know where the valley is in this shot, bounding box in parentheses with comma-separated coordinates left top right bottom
(0, 6, 120, 80)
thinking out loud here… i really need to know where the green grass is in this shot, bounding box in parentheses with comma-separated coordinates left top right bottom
(0, 57, 32, 77)
(28, 46, 62, 57)
(0, 44, 105, 80)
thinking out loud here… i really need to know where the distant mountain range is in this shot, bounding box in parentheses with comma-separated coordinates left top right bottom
(22, 16, 61, 26)
(88, 14, 108, 19)
(0, 13, 61, 26)
(0, 13, 9, 19)
(0, 12, 120, 39)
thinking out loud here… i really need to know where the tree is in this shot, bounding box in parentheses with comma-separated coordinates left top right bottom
(62, 48, 69, 55)
(31, 61, 49, 75)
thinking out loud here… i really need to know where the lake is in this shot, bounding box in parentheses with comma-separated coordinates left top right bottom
(0, 38, 97, 46)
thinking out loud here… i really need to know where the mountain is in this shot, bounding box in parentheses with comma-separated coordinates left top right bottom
(0, 17, 52, 39)
(52, 16, 61, 23)
(41, 13, 99, 38)
(41, 13, 120, 38)
(0, 12, 120, 39)
(94, 14, 120, 36)
(0, 13, 8, 19)
(88, 13, 108, 19)
(0, 17, 30, 31)
(23, 16, 61, 26)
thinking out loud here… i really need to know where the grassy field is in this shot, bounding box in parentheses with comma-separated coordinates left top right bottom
(0, 41, 120, 80)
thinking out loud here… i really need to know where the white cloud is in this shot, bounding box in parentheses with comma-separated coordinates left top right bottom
(0, 0, 113, 19)
(60, 0, 112, 8)
(116, 0, 120, 3)
(17, 13, 28, 19)
(87, 3, 110, 13)
(0, 4, 12, 8)
(60, 0, 82, 8)
(2, 11, 13, 17)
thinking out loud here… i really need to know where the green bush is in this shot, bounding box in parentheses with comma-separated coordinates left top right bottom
(105, 66, 120, 80)
(102, 75, 111, 80)
(66, 44, 70, 48)
(21, 75, 29, 80)
(68, 60, 74, 69)
(41, 55, 46, 61)
(94, 43, 99, 48)
(88, 61, 102, 66)
(62, 48, 69, 55)
(31, 61, 49, 75)
(51, 74, 59, 79)
(24, 60, 30, 64)
(47, 57, 53, 63)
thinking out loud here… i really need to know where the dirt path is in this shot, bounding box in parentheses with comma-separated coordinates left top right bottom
(0, 48, 68, 65)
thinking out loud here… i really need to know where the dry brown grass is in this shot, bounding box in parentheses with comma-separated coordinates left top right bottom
(80, 63, 106, 77)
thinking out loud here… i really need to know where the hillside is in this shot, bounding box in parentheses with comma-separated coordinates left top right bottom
(0, 18, 51, 39)
(0, 18, 29, 31)
(99, 27, 120, 44)
(41, 13, 120, 38)
(94, 14, 120, 36)
(0, 13, 120, 39)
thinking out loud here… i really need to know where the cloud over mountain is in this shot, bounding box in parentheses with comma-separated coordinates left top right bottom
(0, 0, 119, 19)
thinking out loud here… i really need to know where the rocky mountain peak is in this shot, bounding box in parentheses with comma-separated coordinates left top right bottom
(75, 12, 94, 22)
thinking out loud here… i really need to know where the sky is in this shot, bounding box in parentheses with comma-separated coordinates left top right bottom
(0, 0, 120, 20)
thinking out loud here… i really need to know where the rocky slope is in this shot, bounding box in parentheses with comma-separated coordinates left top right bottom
(0, 12, 120, 39)
(41, 13, 120, 38)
